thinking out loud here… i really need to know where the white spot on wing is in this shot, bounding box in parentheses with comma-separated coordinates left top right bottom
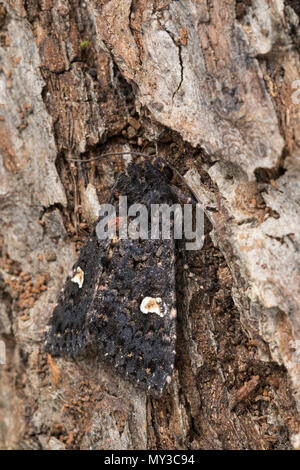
(71, 266, 84, 288)
(140, 297, 167, 317)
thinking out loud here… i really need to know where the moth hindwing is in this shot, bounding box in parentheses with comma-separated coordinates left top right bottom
(44, 160, 180, 396)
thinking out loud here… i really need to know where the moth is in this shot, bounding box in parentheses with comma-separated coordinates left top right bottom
(44, 157, 193, 396)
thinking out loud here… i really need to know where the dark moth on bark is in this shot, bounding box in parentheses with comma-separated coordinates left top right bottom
(44, 159, 186, 396)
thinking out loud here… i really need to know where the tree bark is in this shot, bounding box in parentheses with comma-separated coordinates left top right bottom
(0, 0, 300, 450)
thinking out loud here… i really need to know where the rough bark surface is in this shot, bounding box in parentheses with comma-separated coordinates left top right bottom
(0, 0, 300, 450)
